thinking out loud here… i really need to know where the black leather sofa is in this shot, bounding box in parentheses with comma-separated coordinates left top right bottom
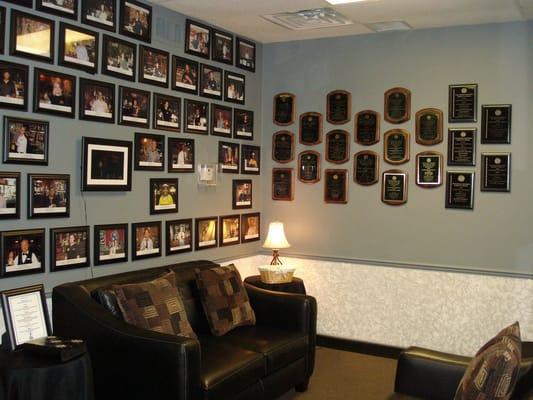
(52, 260, 317, 400)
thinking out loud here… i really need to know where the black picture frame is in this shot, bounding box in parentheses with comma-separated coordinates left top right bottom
(199, 63, 223, 100)
(236, 37, 256, 72)
(0, 7, 5, 55)
(219, 141, 239, 173)
(138, 45, 169, 87)
(1, 229, 46, 278)
(82, 136, 132, 191)
(37, 0, 78, 19)
(272, 168, 294, 201)
(171, 56, 198, 95)
(224, 71, 245, 105)
(81, 0, 117, 32)
(448, 128, 476, 166)
(134, 132, 164, 171)
(79, 78, 115, 124)
(241, 144, 260, 175)
(119, 0, 151, 43)
(2, 0, 33, 8)
(118, 85, 150, 128)
(212, 29, 233, 65)
(33, 68, 76, 119)
(93, 223, 128, 265)
(152, 93, 180, 132)
(381, 170, 408, 206)
(58, 23, 99, 74)
(415, 152, 443, 188)
(210, 103, 232, 137)
(241, 212, 260, 243)
(481, 153, 511, 192)
(3, 116, 49, 165)
(1, 284, 51, 351)
(167, 137, 195, 173)
(233, 109, 254, 140)
(0, 172, 21, 220)
(166, 219, 193, 255)
(185, 19, 210, 59)
(324, 169, 348, 204)
(101, 34, 136, 81)
(219, 214, 240, 247)
(445, 171, 475, 210)
(149, 178, 178, 215)
(481, 104, 512, 144)
(184, 99, 208, 134)
(0, 61, 29, 111)
(50, 226, 90, 272)
(132, 221, 161, 260)
(28, 173, 70, 219)
(10, 10, 55, 63)
(448, 83, 478, 123)
(232, 179, 252, 209)
(195, 216, 218, 251)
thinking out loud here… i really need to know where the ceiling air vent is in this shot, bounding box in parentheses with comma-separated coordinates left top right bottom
(366, 21, 412, 33)
(262, 8, 353, 31)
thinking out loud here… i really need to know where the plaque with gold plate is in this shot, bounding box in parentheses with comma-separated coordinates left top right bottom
(445, 171, 474, 209)
(299, 112, 322, 145)
(354, 151, 379, 186)
(448, 84, 477, 123)
(381, 170, 408, 205)
(298, 151, 320, 184)
(415, 108, 443, 145)
(327, 90, 351, 125)
(384, 87, 411, 124)
(324, 169, 348, 204)
(272, 168, 294, 201)
(481, 104, 511, 144)
(355, 110, 380, 145)
(272, 131, 294, 163)
(448, 128, 476, 166)
(273, 93, 295, 126)
(481, 153, 510, 192)
(416, 151, 443, 188)
(326, 130, 350, 164)
(384, 129, 410, 164)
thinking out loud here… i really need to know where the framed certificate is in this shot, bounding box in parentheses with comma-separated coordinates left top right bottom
(273, 93, 295, 126)
(382, 170, 408, 205)
(445, 171, 475, 210)
(272, 168, 294, 201)
(384, 129, 410, 164)
(272, 131, 294, 163)
(416, 152, 443, 188)
(481, 104, 511, 144)
(326, 130, 350, 164)
(299, 112, 322, 145)
(355, 110, 380, 145)
(298, 151, 320, 184)
(415, 108, 443, 145)
(327, 90, 351, 125)
(448, 128, 476, 166)
(354, 151, 379, 186)
(449, 84, 477, 123)
(324, 169, 348, 204)
(481, 153, 510, 192)
(384, 87, 411, 124)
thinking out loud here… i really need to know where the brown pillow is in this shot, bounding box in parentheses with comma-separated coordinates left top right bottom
(112, 271, 197, 339)
(195, 264, 255, 336)
(454, 322, 522, 400)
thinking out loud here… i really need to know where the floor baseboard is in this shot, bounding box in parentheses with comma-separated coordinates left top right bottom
(317, 335, 403, 359)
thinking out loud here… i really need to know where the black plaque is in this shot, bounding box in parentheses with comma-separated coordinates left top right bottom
(382, 170, 407, 205)
(449, 84, 477, 123)
(448, 128, 476, 166)
(416, 108, 443, 145)
(481, 105, 511, 144)
(273, 93, 295, 126)
(355, 110, 380, 145)
(272, 168, 293, 201)
(299, 112, 322, 145)
(481, 153, 510, 192)
(272, 131, 294, 163)
(327, 90, 351, 124)
(324, 169, 347, 204)
(384, 88, 411, 123)
(384, 130, 409, 164)
(354, 151, 379, 186)
(326, 130, 349, 164)
(445, 171, 474, 209)
(416, 152, 442, 187)
(298, 151, 320, 183)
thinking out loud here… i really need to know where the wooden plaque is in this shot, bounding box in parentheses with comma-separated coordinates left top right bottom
(298, 151, 320, 184)
(415, 108, 443, 145)
(324, 169, 348, 204)
(299, 112, 322, 145)
(382, 170, 408, 205)
(481, 104, 512, 144)
(384, 87, 411, 124)
(384, 129, 410, 164)
(448, 128, 476, 166)
(272, 131, 294, 163)
(416, 151, 443, 188)
(481, 153, 511, 192)
(354, 151, 379, 186)
(355, 110, 380, 145)
(272, 168, 294, 201)
(273, 93, 295, 126)
(449, 84, 477, 123)
(326, 130, 350, 164)
(445, 171, 474, 210)
(327, 90, 351, 125)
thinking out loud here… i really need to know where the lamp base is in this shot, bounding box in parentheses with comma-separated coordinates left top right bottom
(270, 249, 283, 265)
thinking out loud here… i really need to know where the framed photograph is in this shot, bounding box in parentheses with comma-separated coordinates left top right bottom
(272, 168, 294, 201)
(448, 128, 476, 166)
(102, 35, 136, 81)
(324, 169, 348, 204)
(210, 103, 232, 137)
(82, 0, 116, 32)
(481, 153, 511, 192)
(382, 170, 408, 206)
(132, 221, 161, 260)
(0, 284, 51, 351)
(119, 0, 151, 42)
(416, 152, 443, 188)
(232, 179, 252, 209)
(355, 110, 380, 145)
(241, 145, 260, 175)
(327, 90, 351, 125)
(79, 79, 115, 123)
(166, 219, 193, 255)
(94, 223, 128, 265)
(273, 93, 295, 126)
(354, 151, 379, 186)
(212, 29, 233, 65)
(218, 141, 239, 173)
(0, 61, 29, 111)
(1, 229, 45, 278)
(219, 215, 240, 246)
(3, 117, 48, 165)
(481, 104, 512, 144)
(384, 87, 411, 124)
(10, 10, 54, 63)
(0, 172, 20, 219)
(384, 129, 410, 165)
(82, 136, 132, 191)
(0, 7, 5, 55)
(236, 37, 256, 72)
(50, 226, 90, 271)
(300, 112, 322, 145)
(134, 132, 164, 171)
(168, 138, 194, 173)
(234, 109, 254, 140)
(199, 64, 222, 100)
(139, 46, 168, 87)
(415, 108, 443, 145)
(28, 174, 70, 219)
(445, 171, 475, 210)
(272, 131, 294, 163)
(58, 23, 98, 75)
(34, 68, 76, 119)
(118, 86, 150, 127)
(195, 217, 218, 250)
(184, 99, 208, 134)
(150, 178, 178, 214)
(298, 150, 320, 184)
(185, 19, 210, 59)
(224, 71, 245, 105)
(172, 56, 198, 95)
(152, 93, 180, 132)
(37, 0, 77, 19)
(2, 0, 33, 7)
(241, 212, 260, 243)
(449, 84, 477, 123)
(326, 130, 350, 164)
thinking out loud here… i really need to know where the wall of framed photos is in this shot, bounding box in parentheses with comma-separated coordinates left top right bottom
(261, 21, 533, 276)
(0, 0, 263, 293)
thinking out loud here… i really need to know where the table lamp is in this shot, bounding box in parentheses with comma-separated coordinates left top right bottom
(262, 221, 291, 265)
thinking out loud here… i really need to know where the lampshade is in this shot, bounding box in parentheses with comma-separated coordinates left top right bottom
(262, 222, 291, 249)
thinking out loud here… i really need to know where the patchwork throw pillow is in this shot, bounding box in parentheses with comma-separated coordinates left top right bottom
(112, 271, 197, 339)
(454, 322, 522, 400)
(195, 264, 256, 336)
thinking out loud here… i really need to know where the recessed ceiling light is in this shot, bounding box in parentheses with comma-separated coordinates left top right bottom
(325, 0, 370, 4)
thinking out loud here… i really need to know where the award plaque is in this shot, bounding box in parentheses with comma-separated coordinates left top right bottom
(354, 151, 379, 186)
(415, 108, 443, 145)
(481, 104, 511, 144)
(445, 171, 474, 209)
(384, 129, 410, 164)
(273, 93, 295, 126)
(298, 151, 320, 184)
(355, 110, 380, 145)
(324, 169, 348, 204)
(327, 90, 351, 125)
(384, 87, 411, 124)
(481, 153, 510, 192)
(299, 112, 322, 145)
(272, 168, 294, 201)
(272, 131, 294, 163)
(381, 170, 408, 205)
(448, 84, 477, 123)
(448, 128, 476, 166)
(326, 130, 350, 164)
(416, 151, 443, 187)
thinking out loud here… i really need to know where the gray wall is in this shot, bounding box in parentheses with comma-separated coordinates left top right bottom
(261, 21, 533, 276)
(0, 2, 263, 293)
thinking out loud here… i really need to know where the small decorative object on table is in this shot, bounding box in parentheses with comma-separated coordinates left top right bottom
(260, 221, 295, 283)
(22, 336, 87, 362)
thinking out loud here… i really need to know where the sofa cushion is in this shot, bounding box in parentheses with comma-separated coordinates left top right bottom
(112, 271, 197, 339)
(195, 264, 256, 336)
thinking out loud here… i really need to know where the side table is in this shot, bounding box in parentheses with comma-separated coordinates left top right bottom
(244, 275, 306, 295)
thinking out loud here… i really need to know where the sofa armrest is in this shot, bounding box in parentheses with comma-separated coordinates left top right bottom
(52, 284, 201, 400)
(394, 347, 470, 400)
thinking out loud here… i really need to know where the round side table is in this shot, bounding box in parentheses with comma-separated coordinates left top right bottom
(244, 275, 306, 295)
